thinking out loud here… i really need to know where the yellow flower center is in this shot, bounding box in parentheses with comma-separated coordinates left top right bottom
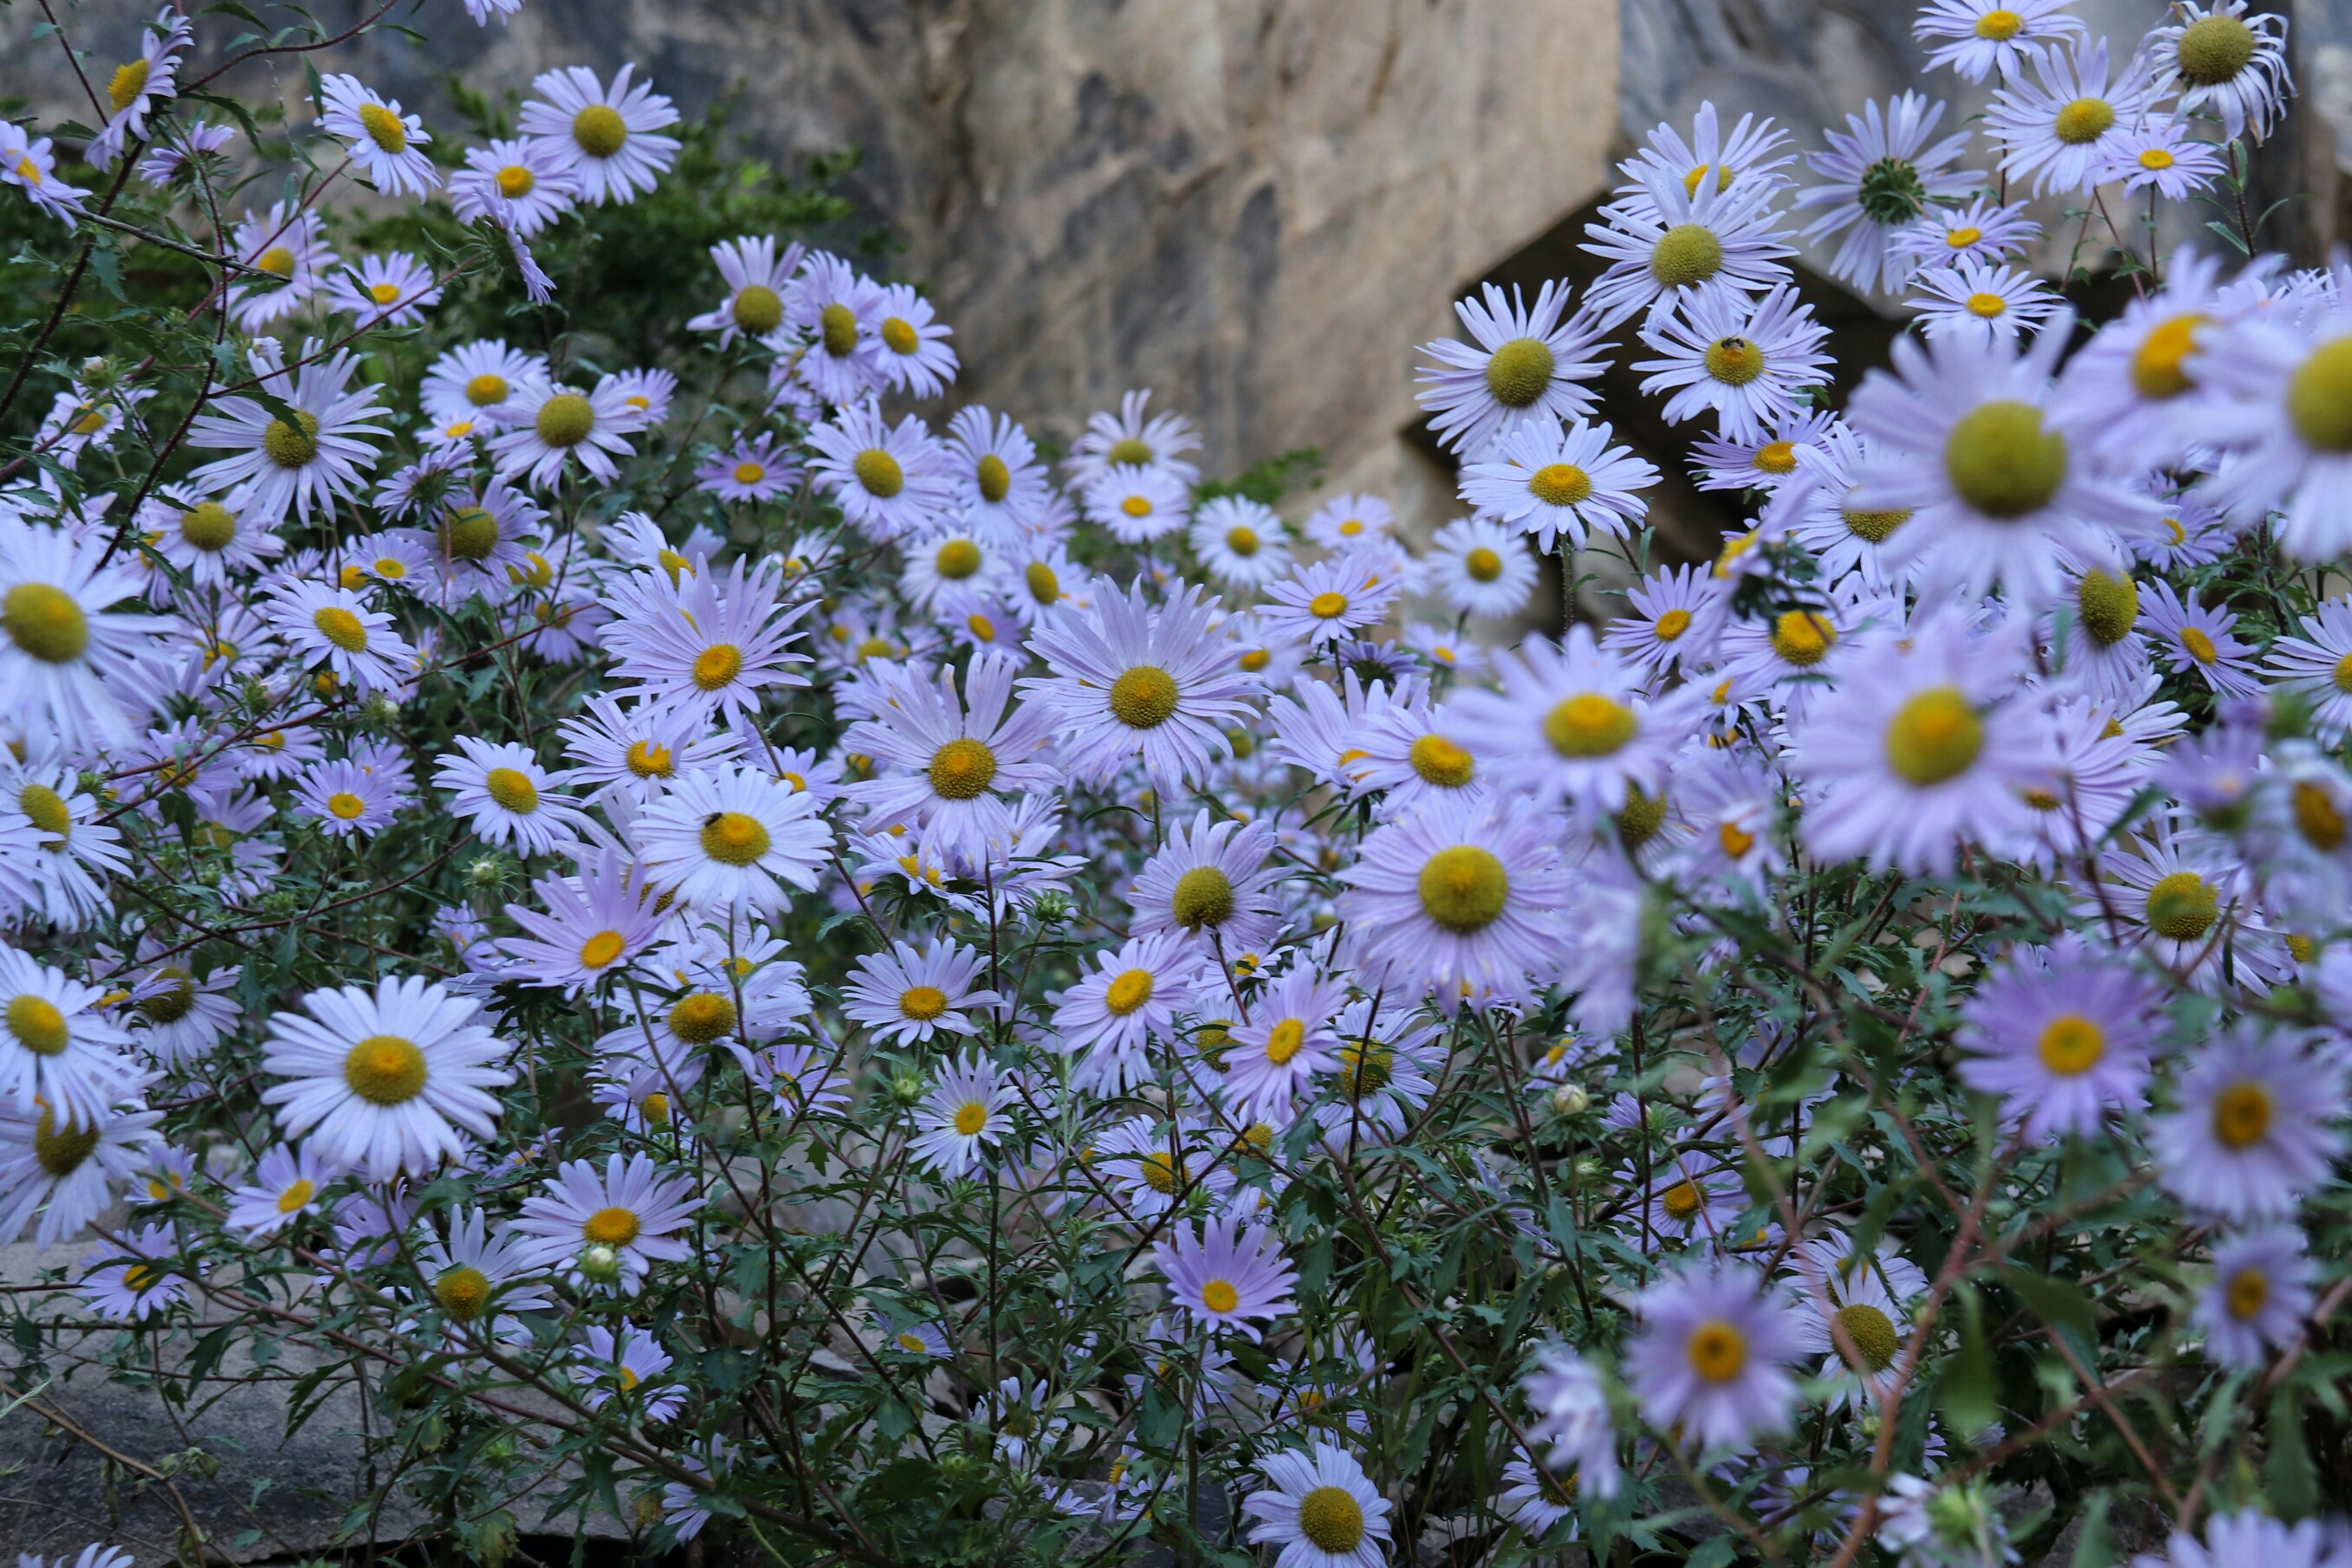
(1544, 693, 1636, 757)
(164, 504, 237, 559)
(1106, 437, 1154, 466)
(1109, 665, 1180, 729)
(1769, 610, 1836, 667)
(1835, 1303, 1901, 1372)
(1296, 1487, 1365, 1552)
(1944, 399, 2065, 517)
(1706, 335, 1766, 385)
(1719, 820, 1756, 858)
(1883, 688, 1983, 786)
(1118, 494, 1153, 519)
(570, 930, 625, 971)
(2178, 626, 2219, 665)
(496, 164, 535, 198)
(1409, 733, 1474, 787)
(1650, 224, 1724, 287)
(1307, 591, 1350, 620)
(263, 408, 321, 469)
(692, 642, 743, 691)
(535, 393, 595, 449)
(2226, 1266, 2270, 1320)
(109, 57, 151, 113)
(1464, 546, 1504, 582)
(625, 740, 673, 779)
(3, 584, 88, 665)
(2054, 97, 2116, 145)
(2212, 1081, 2271, 1150)
(2036, 1014, 2104, 1075)
(950, 1100, 990, 1137)
(1104, 969, 1156, 1016)
(440, 506, 499, 562)
(2145, 871, 2219, 941)
(356, 101, 408, 154)
(976, 453, 1013, 503)
(1224, 527, 1260, 557)
(1843, 506, 1911, 542)
(1170, 865, 1235, 930)
(1653, 606, 1693, 641)
(669, 991, 737, 1045)
(1262, 1018, 1308, 1066)
(275, 1177, 317, 1215)
(465, 373, 510, 407)
(880, 316, 919, 355)
(699, 812, 772, 866)
(1485, 337, 1556, 408)
(1754, 440, 1798, 474)
(20, 783, 70, 844)
(1615, 787, 1667, 849)
(139, 969, 197, 1024)
(6, 994, 68, 1056)
(1945, 224, 1984, 248)
(256, 246, 297, 277)
(1529, 463, 1593, 508)
(853, 449, 904, 497)
(1687, 1319, 1748, 1382)
(732, 462, 766, 486)
(342, 1034, 427, 1105)
(1198, 1279, 1241, 1315)
(2138, 147, 2176, 171)
(34, 1107, 100, 1176)
(820, 302, 861, 358)
(929, 737, 998, 800)
(483, 767, 539, 813)
(732, 283, 783, 334)
(583, 1206, 640, 1247)
(2287, 338, 2352, 453)
(1966, 291, 2008, 319)
(1416, 844, 1508, 934)
(1975, 8, 2022, 40)
(935, 539, 982, 580)
(2076, 571, 2140, 645)
(1024, 560, 1059, 604)
(899, 984, 949, 1020)
(572, 104, 628, 158)
(2177, 14, 2258, 86)
(1662, 1180, 1702, 1221)
(2292, 780, 2347, 851)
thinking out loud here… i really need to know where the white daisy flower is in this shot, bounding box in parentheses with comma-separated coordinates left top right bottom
(1912, 0, 2086, 83)
(1414, 280, 1606, 456)
(1300, 493, 1397, 552)
(2144, 0, 2292, 142)
(1844, 313, 2161, 604)
(1636, 282, 1832, 444)
(633, 765, 831, 917)
(1786, 611, 2052, 875)
(684, 234, 803, 347)
(265, 581, 417, 697)
(843, 651, 1059, 868)
(513, 1150, 698, 1288)
(1449, 625, 1706, 821)
(134, 487, 280, 591)
(0, 1092, 160, 1249)
(1457, 418, 1659, 554)
(412, 1205, 551, 1344)
(2099, 120, 2228, 199)
(260, 975, 515, 1182)
(2183, 304, 2352, 561)
(315, 75, 438, 197)
(870, 282, 959, 397)
(842, 939, 999, 1046)
(186, 338, 388, 526)
(488, 376, 645, 490)
(1241, 1442, 1392, 1568)
(898, 528, 1007, 612)
(422, 340, 547, 427)
(1582, 170, 1795, 330)
(1424, 517, 1537, 620)
(1129, 810, 1284, 958)
(87, 8, 191, 169)
(517, 64, 682, 206)
(1617, 100, 1797, 206)
(2264, 601, 2352, 742)
(1260, 555, 1403, 649)
(448, 136, 581, 236)
(225, 203, 334, 328)
(1084, 463, 1191, 545)
(1048, 932, 1202, 1095)
(77, 1222, 189, 1321)
(1022, 582, 1257, 795)
(1986, 39, 2161, 198)
(944, 406, 1052, 536)
(1886, 196, 2043, 270)
(1906, 255, 2064, 346)
(558, 692, 739, 803)
(0, 515, 162, 753)
(603, 555, 811, 723)
(432, 737, 593, 855)
(224, 1142, 340, 1238)
(1189, 496, 1292, 589)
(1336, 794, 1571, 1012)
(327, 251, 443, 329)
(910, 1052, 1013, 1178)
(1065, 388, 1202, 489)
(1794, 92, 1981, 295)
(807, 402, 957, 542)
(0, 946, 131, 1126)
(2141, 578, 2265, 698)
(786, 251, 888, 405)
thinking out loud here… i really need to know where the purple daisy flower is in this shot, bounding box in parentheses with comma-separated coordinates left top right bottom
(2149, 1024, 2346, 1221)
(1954, 933, 2166, 1139)
(1153, 1215, 1297, 1342)
(1624, 1261, 1801, 1449)
(2193, 1227, 2315, 1369)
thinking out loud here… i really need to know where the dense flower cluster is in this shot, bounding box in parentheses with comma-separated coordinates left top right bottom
(0, 1, 2347, 1565)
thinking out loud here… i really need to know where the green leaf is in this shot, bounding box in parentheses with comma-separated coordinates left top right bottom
(1686, 1535, 1739, 1568)
(1939, 1283, 2000, 1438)
(2265, 1388, 2318, 1519)
(2005, 1267, 2096, 1350)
